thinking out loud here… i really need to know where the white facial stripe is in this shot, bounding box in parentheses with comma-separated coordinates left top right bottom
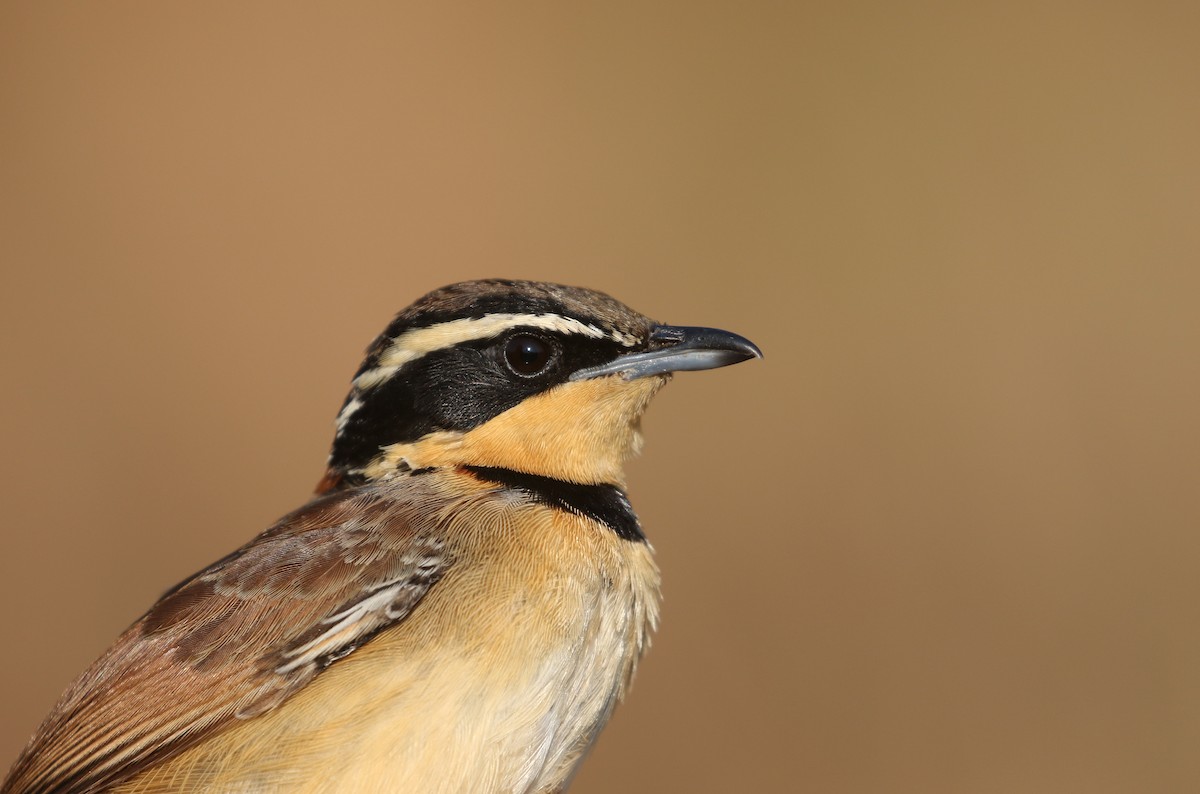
(334, 397, 364, 432)
(352, 313, 639, 391)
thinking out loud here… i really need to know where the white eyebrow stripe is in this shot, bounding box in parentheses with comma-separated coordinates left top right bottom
(353, 313, 639, 390)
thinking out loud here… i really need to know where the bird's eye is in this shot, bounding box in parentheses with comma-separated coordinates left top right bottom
(503, 334, 555, 377)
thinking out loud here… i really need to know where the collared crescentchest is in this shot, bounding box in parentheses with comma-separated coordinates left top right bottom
(3, 279, 761, 794)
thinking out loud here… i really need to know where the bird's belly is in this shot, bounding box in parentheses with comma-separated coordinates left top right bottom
(329, 614, 631, 793)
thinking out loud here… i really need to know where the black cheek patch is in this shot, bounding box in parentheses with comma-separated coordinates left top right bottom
(330, 346, 528, 472)
(413, 342, 580, 429)
(328, 375, 431, 474)
(328, 334, 634, 475)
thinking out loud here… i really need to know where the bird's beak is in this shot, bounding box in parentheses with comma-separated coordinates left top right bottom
(570, 324, 763, 381)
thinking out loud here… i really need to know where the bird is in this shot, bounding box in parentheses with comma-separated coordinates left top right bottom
(2, 279, 761, 794)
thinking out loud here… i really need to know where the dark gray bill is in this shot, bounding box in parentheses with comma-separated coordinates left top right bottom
(570, 324, 762, 381)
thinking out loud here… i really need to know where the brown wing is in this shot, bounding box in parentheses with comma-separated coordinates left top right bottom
(2, 485, 448, 794)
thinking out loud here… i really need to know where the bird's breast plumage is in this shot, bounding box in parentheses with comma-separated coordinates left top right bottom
(113, 468, 660, 794)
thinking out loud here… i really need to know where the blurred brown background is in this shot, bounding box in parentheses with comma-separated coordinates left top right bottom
(2, 3, 1198, 792)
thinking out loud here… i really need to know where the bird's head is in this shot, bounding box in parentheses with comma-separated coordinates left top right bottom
(318, 279, 760, 492)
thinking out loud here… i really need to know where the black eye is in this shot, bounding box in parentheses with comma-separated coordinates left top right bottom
(503, 334, 555, 376)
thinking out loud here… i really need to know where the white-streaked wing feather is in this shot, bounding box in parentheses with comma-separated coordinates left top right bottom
(2, 485, 447, 794)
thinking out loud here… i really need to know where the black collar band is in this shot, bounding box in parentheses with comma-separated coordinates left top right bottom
(462, 466, 645, 542)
